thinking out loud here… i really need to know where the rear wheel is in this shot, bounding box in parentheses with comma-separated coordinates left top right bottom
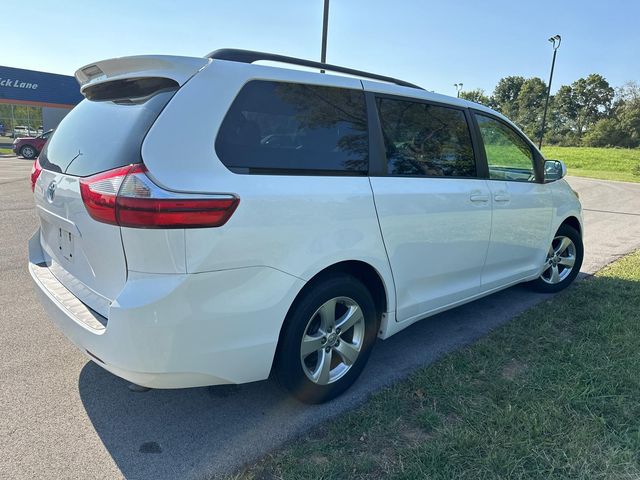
(274, 274, 378, 404)
(20, 145, 37, 159)
(530, 224, 583, 293)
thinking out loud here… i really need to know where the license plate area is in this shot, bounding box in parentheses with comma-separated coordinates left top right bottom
(58, 227, 74, 263)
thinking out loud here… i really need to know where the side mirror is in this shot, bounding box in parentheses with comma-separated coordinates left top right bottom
(544, 159, 566, 182)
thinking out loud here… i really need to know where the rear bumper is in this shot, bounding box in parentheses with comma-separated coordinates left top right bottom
(28, 230, 305, 388)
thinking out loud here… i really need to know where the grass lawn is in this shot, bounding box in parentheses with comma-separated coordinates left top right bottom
(542, 146, 640, 183)
(0, 147, 13, 155)
(238, 251, 640, 480)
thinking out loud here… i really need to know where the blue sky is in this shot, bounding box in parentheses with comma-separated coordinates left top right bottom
(5, 0, 638, 97)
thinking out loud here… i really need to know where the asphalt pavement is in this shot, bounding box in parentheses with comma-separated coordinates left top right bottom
(1, 155, 640, 479)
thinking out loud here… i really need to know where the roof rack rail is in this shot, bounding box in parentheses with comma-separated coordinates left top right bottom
(206, 48, 424, 90)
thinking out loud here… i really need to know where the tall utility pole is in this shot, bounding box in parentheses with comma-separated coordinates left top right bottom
(320, 0, 329, 71)
(539, 34, 561, 149)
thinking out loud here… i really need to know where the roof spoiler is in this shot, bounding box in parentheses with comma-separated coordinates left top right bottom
(75, 55, 209, 97)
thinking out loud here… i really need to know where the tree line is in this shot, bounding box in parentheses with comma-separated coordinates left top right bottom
(460, 75, 640, 148)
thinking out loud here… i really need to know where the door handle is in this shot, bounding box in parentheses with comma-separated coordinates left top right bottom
(493, 192, 510, 202)
(470, 193, 490, 203)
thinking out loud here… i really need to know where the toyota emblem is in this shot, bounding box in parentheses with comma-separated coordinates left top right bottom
(46, 181, 57, 203)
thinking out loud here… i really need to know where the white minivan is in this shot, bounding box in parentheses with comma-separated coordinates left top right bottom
(29, 49, 583, 403)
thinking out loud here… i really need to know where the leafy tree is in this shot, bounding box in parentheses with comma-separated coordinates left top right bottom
(613, 81, 640, 147)
(556, 74, 614, 141)
(459, 89, 490, 106)
(460, 74, 633, 147)
(516, 77, 547, 140)
(618, 108, 640, 147)
(0, 105, 42, 133)
(491, 76, 525, 119)
(616, 81, 640, 105)
(583, 117, 627, 147)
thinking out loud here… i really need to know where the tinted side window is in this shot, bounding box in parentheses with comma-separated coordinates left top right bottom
(377, 97, 476, 177)
(475, 114, 535, 182)
(215, 81, 368, 174)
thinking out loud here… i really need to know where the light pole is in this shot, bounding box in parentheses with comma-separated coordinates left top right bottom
(454, 83, 463, 98)
(538, 34, 561, 149)
(320, 0, 329, 71)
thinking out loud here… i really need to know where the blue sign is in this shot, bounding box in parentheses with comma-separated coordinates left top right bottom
(0, 65, 83, 108)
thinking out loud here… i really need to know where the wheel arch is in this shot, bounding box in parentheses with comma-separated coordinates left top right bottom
(559, 215, 582, 236)
(274, 260, 391, 363)
(310, 260, 389, 320)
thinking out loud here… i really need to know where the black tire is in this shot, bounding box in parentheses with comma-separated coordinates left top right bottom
(20, 145, 37, 159)
(274, 274, 378, 404)
(530, 224, 583, 293)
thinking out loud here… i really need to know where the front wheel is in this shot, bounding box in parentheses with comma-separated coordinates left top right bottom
(274, 274, 378, 404)
(20, 145, 37, 159)
(530, 224, 583, 293)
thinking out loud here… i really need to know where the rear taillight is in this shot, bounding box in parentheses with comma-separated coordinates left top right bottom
(79, 164, 239, 228)
(79, 165, 130, 225)
(30, 159, 42, 192)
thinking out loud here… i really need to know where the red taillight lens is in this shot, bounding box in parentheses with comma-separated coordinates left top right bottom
(79, 165, 132, 225)
(30, 159, 42, 192)
(117, 197, 239, 228)
(79, 164, 239, 228)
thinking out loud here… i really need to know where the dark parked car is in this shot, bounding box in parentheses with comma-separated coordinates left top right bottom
(12, 130, 53, 159)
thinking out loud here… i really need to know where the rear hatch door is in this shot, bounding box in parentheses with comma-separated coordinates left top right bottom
(35, 55, 207, 317)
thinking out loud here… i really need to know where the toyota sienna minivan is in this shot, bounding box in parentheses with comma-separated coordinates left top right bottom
(29, 49, 583, 403)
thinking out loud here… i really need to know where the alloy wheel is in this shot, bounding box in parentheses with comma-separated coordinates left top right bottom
(300, 296, 365, 385)
(541, 235, 576, 284)
(22, 146, 35, 159)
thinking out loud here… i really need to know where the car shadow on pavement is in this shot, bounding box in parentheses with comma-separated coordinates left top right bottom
(78, 283, 555, 480)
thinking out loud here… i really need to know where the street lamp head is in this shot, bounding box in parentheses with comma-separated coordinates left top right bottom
(548, 34, 561, 50)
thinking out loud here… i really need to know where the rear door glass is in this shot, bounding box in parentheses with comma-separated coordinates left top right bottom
(376, 97, 476, 177)
(215, 80, 369, 174)
(40, 90, 175, 177)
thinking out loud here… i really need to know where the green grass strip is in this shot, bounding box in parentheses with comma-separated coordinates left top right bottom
(239, 251, 640, 480)
(543, 146, 640, 183)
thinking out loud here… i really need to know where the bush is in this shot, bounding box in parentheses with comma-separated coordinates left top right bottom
(583, 118, 629, 147)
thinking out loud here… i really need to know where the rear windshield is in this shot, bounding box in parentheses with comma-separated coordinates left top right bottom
(40, 89, 175, 177)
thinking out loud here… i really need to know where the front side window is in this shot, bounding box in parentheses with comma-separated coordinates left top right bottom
(215, 81, 368, 174)
(475, 114, 536, 182)
(377, 97, 476, 177)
